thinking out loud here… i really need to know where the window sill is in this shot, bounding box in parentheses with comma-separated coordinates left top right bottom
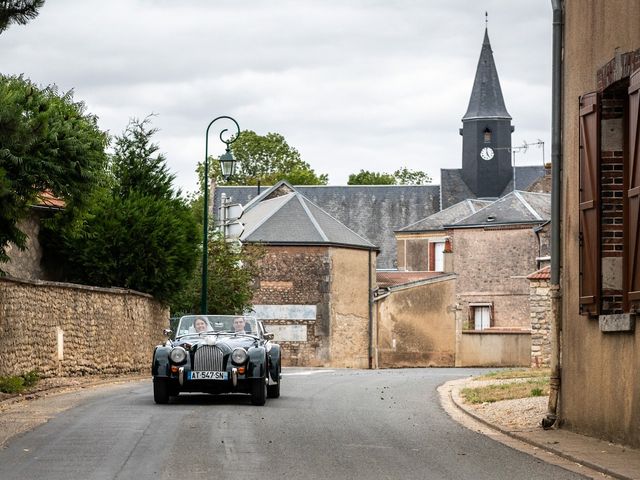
(599, 314, 636, 333)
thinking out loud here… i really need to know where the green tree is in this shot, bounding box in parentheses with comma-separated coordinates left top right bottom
(347, 167, 432, 185)
(207, 130, 328, 186)
(171, 232, 264, 315)
(392, 167, 432, 185)
(0, 0, 44, 34)
(0, 74, 108, 269)
(51, 117, 200, 303)
(347, 170, 396, 185)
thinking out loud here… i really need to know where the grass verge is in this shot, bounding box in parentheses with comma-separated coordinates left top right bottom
(461, 377, 550, 404)
(474, 368, 551, 381)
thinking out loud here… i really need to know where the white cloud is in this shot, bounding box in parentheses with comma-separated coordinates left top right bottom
(0, 0, 552, 193)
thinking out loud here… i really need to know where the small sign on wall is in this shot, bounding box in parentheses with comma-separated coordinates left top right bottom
(56, 327, 64, 361)
(266, 325, 308, 342)
(252, 304, 316, 320)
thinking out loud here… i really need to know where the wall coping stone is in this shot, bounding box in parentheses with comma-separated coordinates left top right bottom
(0, 275, 154, 299)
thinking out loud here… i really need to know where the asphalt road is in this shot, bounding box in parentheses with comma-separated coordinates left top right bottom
(0, 368, 587, 480)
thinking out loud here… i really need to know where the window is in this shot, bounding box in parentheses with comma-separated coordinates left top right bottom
(484, 128, 492, 143)
(469, 303, 492, 330)
(578, 67, 640, 317)
(428, 241, 445, 271)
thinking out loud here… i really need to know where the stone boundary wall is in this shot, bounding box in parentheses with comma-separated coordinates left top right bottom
(529, 277, 551, 367)
(0, 276, 168, 377)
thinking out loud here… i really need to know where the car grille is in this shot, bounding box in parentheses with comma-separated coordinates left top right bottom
(193, 345, 224, 371)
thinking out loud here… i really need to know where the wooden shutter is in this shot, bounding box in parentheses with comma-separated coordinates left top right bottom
(626, 70, 640, 310)
(579, 92, 601, 316)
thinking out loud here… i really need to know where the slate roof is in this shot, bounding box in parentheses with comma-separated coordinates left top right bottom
(239, 182, 377, 250)
(462, 28, 511, 121)
(440, 166, 547, 210)
(397, 199, 492, 233)
(218, 184, 440, 269)
(448, 190, 550, 228)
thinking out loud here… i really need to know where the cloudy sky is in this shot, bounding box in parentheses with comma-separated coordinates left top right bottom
(1, 0, 552, 194)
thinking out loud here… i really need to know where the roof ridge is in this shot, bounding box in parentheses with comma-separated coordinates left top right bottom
(241, 192, 296, 239)
(298, 196, 329, 242)
(514, 191, 542, 220)
(299, 193, 375, 247)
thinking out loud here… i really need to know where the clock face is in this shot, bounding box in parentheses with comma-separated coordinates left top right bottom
(480, 147, 495, 160)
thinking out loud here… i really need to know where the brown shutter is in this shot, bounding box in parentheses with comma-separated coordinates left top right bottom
(626, 70, 640, 311)
(579, 92, 601, 316)
(428, 242, 435, 271)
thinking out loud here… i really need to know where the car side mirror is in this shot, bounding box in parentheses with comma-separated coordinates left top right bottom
(163, 329, 173, 337)
(263, 332, 274, 341)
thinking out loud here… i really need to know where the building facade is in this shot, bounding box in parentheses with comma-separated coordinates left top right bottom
(558, 0, 640, 448)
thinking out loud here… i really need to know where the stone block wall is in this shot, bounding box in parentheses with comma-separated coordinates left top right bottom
(0, 276, 168, 377)
(252, 246, 331, 366)
(529, 278, 551, 367)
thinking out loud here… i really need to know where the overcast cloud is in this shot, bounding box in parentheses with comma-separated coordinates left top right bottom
(0, 0, 552, 194)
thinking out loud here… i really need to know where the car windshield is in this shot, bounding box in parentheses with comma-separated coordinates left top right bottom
(176, 315, 259, 339)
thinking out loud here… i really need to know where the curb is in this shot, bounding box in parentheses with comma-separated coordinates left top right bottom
(446, 380, 633, 480)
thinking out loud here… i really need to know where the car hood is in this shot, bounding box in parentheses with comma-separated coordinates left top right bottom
(175, 334, 259, 354)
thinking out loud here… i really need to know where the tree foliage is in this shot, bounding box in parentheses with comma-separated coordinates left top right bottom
(204, 130, 328, 187)
(0, 74, 108, 267)
(50, 117, 199, 303)
(392, 167, 432, 185)
(0, 0, 44, 34)
(347, 170, 395, 185)
(170, 232, 264, 316)
(347, 167, 432, 185)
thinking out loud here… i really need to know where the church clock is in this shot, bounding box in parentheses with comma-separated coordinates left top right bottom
(480, 147, 494, 160)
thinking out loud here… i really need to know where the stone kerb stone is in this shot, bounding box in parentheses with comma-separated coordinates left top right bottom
(0, 276, 168, 377)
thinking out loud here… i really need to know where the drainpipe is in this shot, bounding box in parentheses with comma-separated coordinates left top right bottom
(543, 0, 564, 430)
(368, 250, 376, 369)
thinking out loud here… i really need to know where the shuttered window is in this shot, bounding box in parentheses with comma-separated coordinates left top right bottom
(579, 92, 601, 316)
(626, 70, 640, 311)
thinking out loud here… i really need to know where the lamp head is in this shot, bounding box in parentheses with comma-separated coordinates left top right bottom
(219, 147, 237, 180)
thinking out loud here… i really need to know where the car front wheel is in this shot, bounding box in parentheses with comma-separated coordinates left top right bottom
(153, 378, 170, 404)
(250, 377, 267, 406)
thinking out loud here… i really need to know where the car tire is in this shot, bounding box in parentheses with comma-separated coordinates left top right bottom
(153, 378, 170, 404)
(267, 362, 281, 399)
(251, 377, 267, 406)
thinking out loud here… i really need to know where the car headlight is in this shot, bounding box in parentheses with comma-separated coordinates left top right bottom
(231, 348, 248, 365)
(169, 347, 187, 364)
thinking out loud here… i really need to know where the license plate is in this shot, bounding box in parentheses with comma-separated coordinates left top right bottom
(188, 371, 228, 380)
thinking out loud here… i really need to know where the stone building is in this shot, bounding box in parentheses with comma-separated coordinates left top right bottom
(239, 181, 378, 368)
(383, 191, 550, 367)
(554, 0, 640, 448)
(218, 28, 547, 270)
(2, 192, 64, 281)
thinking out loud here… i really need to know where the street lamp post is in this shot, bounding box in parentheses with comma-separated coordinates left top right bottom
(201, 116, 240, 314)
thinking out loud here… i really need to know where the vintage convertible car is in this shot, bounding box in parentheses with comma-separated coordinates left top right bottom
(152, 315, 281, 405)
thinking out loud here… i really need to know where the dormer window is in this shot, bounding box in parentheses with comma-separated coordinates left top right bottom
(484, 128, 492, 143)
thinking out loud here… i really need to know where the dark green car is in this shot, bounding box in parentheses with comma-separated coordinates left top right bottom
(152, 315, 282, 406)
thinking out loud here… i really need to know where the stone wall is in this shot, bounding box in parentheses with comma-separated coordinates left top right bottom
(376, 275, 456, 368)
(0, 276, 168, 377)
(252, 246, 331, 366)
(251, 245, 373, 368)
(453, 227, 539, 329)
(3, 215, 48, 281)
(529, 278, 551, 368)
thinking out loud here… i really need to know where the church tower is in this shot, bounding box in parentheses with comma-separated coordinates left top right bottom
(459, 27, 513, 198)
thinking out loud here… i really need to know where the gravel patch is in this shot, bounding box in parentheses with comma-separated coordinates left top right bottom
(464, 395, 549, 431)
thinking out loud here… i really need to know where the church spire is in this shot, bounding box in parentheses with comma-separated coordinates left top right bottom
(462, 26, 511, 120)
